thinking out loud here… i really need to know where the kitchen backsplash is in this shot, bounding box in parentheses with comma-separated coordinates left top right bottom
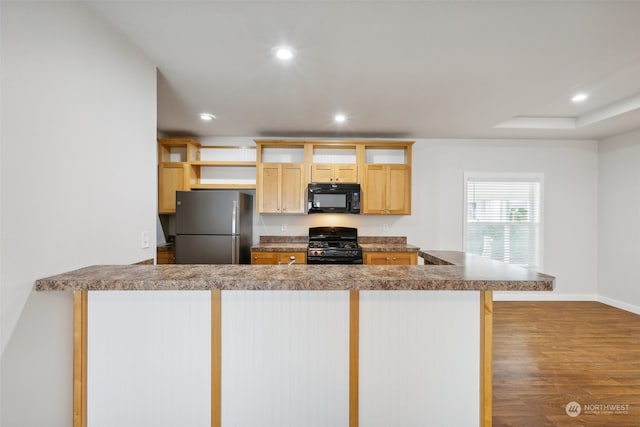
(258, 235, 408, 244)
(254, 213, 415, 244)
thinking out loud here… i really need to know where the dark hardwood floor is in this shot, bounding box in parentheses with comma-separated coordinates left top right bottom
(493, 301, 640, 426)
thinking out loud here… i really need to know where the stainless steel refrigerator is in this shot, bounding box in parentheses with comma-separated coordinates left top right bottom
(175, 190, 253, 264)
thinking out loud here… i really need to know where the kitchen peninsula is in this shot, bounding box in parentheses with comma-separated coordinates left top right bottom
(36, 251, 554, 427)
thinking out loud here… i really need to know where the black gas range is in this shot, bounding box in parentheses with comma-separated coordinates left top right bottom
(307, 226, 363, 264)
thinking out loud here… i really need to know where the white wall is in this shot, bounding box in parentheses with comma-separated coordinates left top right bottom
(0, 2, 157, 426)
(598, 129, 640, 314)
(0, 0, 4, 413)
(414, 139, 599, 301)
(204, 136, 599, 300)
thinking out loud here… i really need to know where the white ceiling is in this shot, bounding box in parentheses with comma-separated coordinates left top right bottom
(87, 0, 640, 140)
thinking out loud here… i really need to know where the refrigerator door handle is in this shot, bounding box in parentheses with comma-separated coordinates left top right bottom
(231, 236, 238, 264)
(231, 200, 238, 235)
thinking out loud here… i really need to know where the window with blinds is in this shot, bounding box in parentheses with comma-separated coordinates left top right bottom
(464, 174, 543, 269)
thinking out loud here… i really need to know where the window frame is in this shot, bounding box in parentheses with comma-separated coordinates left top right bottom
(462, 172, 544, 270)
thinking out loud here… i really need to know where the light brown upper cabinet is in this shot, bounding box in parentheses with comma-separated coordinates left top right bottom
(311, 164, 358, 183)
(362, 144, 412, 215)
(158, 163, 190, 214)
(158, 138, 199, 214)
(257, 163, 306, 214)
(310, 144, 358, 183)
(256, 142, 307, 214)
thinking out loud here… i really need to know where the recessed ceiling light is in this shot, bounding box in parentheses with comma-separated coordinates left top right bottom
(334, 113, 347, 123)
(273, 46, 295, 61)
(199, 113, 216, 121)
(571, 93, 589, 103)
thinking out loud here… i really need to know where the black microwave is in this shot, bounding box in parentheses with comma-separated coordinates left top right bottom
(308, 183, 361, 214)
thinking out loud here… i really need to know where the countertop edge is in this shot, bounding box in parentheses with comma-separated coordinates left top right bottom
(35, 251, 555, 293)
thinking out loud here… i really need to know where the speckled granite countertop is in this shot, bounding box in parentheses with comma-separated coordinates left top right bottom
(35, 250, 554, 292)
(252, 236, 419, 252)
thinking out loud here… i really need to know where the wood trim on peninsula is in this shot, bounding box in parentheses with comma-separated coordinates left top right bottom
(73, 290, 87, 427)
(480, 290, 493, 427)
(211, 290, 222, 427)
(349, 290, 360, 427)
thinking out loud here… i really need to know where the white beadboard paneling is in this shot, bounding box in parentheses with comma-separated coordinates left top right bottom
(167, 146, 188, 162)
(359, 291, 480, 427)
(199, 166, 256, 185)
(222, 291, 350, 427)
(312, 148, 357, 164)
(199, 146, 256, 162)
(364, 148, 407, 164)
(261, 147, 305, 163)
(88, 291, 211, 427)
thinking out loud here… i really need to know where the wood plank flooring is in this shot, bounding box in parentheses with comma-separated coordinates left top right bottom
(493, 301, 640, 426)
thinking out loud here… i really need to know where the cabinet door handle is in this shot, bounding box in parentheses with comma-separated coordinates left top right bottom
(231, 200, 238, 234)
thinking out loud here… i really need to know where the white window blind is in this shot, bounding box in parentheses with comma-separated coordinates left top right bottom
(464, 175, 542, 269)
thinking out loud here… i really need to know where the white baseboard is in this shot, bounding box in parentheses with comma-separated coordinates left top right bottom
(597, 295, 640, 315)
(492, 292, 597, 302)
